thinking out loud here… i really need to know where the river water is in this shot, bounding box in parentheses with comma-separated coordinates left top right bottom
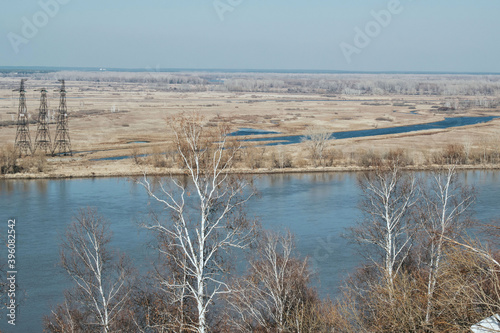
(0, 171, 499, 331)
(93, 116, 499, 161)
(241, 116, 499, 145)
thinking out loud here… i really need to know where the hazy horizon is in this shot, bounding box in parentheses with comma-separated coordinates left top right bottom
(4, 66, 500, 76)
(2, 1, 500, 73)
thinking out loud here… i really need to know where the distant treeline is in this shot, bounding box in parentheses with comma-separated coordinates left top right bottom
(3, 71, 500, 96)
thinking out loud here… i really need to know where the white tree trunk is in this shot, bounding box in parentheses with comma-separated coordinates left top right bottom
(141, 114, 256, 332)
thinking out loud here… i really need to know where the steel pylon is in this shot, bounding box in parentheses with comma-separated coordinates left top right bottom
(52, 80, 72, 156)
(14, 79, 32, 156)
(34, 88, 52, 154)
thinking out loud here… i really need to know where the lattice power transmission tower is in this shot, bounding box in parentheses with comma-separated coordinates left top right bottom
(33, 88, 52, 154)
(52, 80, 72, 156)
(14, 79, 32, 156)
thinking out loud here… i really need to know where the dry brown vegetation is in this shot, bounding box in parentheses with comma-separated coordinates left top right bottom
(0, 144, 48, 174)
(331, 162, 499, 332)
(332, 241, 500, 332)
(0, 71, 499, 178)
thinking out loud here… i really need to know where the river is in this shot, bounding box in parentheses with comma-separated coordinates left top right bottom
(94, 116, 498, 161)
(0, 170, 499, 331)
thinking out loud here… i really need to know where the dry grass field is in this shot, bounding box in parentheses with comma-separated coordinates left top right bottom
(1, 72, 499, 178)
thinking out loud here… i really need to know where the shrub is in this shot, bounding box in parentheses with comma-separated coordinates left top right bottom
(131, 148, 143, 165)
(242, 147, 266, 169)
(384, 148, 413, 166)
(271, 149, 292, 169)
(443, 144, 466, 164)
(146, 146, 175, 168)
(357, 149, 382, 168)
(19, 151, 48, 173)
(0, 144, 20, 174)
(323, 148, 343, 167)
(375, 117, 393, 122)
(33, 151, 48, 172)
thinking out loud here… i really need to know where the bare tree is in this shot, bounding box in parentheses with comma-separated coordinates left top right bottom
(44, 291, 85, 333)
(302, 126, 332, 167)
(128, 275, 198, 333)
(140, 113, 256, 333)
(420, 165, 475, 325)
(228, 231, 302, 331)
(272, 146, 292, 170)
(46, 208, 132, 333)
(352, 161, 418, 295)
(227, 231, 330, 332)
(463, 137, 473, 164)
(0, 144, 20, 174)
(132, 226, 198, 332)
(478, 135, 491, 164)
(436, 239, 500, 331)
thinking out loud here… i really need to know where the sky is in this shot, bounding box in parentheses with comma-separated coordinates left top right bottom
(1, 0, 499, 72)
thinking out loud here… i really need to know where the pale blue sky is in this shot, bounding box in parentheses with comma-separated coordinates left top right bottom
(1, 0, 499, 72)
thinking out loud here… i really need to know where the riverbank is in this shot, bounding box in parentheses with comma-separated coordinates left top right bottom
(3, 160, 500, 180)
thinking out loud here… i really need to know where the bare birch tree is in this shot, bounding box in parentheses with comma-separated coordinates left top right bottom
(44, 291, 85, 333)
(131, 225, 198, 332)
(463, 136, 473, 164)
(227, 232, 302, 332)
(46, 208, 132, 333)
(352, 161, 418, 295)
(302, 126, 332, 167)
(227, 231, 330, 332)
(128, 274, 198, 333)
(140, 113, 256, 333)
(420, 165, 475, 326)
